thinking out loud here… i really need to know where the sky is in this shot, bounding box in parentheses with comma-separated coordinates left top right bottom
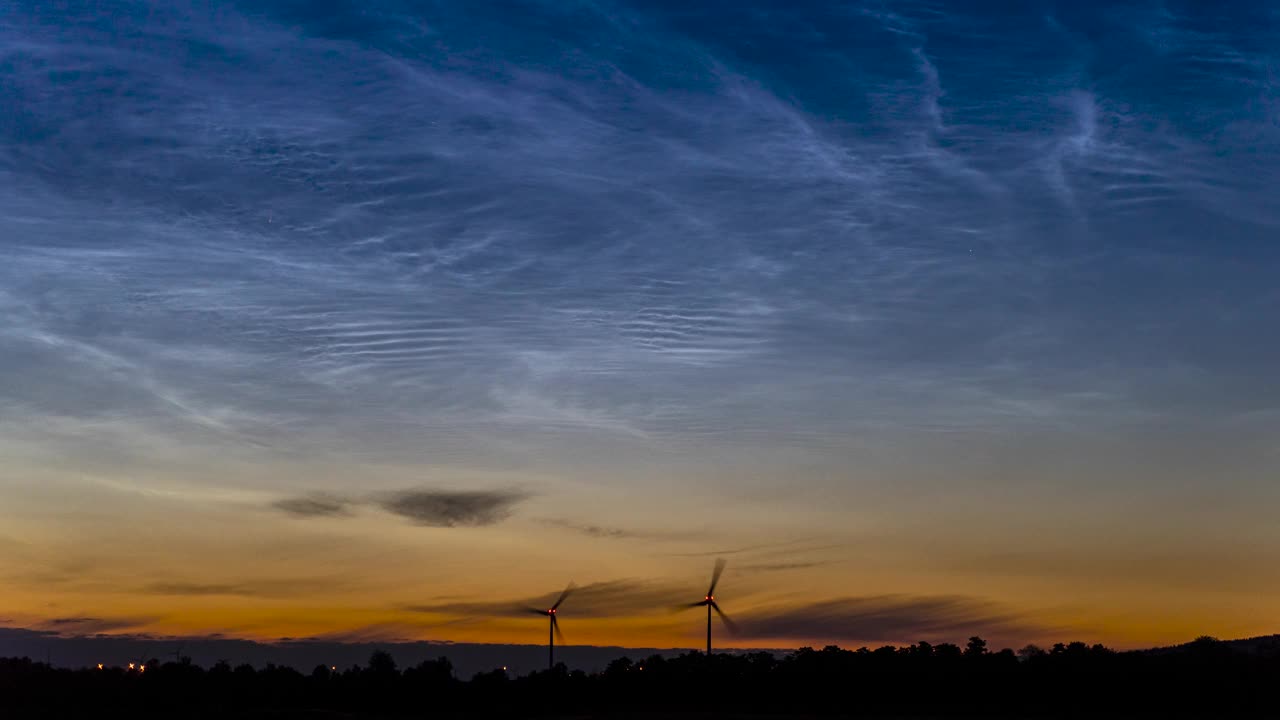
(1, 0, 1279, 664)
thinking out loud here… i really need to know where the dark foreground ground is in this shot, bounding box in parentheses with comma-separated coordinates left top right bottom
(4, 636, 1279, 718)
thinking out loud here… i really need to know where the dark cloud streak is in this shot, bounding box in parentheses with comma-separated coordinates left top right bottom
(142, 579, 337, 598)
(41, 616, 152, 634)
(272, 495, 352, 518)
(739, 561, 828, 573)
(377, 489, 528, 528)
(540, 518, 637, 539)
(739, 595, 1051, 645)
(407, 580, 686, 619)
(270, 488, 530, 528)
(537, 518, 692, 541)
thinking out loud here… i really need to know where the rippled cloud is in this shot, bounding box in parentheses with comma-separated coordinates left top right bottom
(5, 0, 1275, 474)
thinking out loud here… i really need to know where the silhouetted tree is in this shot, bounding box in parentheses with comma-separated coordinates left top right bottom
(1018, 643, 1047, 661)
(605, 657, 634, 676)
(367, 650, 398, 677)
(965, 635, 989, 657)
(471, 667, 508, 686)
(935, 642, 962, 660)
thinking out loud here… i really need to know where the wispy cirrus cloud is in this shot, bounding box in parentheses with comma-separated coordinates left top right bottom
(9, 0, 1273, 476)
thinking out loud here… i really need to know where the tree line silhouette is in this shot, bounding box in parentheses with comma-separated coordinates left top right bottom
(2, 635, 1277, 717)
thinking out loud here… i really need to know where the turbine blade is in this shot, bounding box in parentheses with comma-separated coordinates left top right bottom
(552, 614, 565, 643)
(711, 602, 738, 636)
(552, 582, 576, 611)
(527, 607, 550, 616)
(707, 558, 727, 597)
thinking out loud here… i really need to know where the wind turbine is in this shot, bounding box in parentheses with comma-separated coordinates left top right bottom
(528, 583, 575, 670)
(685, 558, 737, 655)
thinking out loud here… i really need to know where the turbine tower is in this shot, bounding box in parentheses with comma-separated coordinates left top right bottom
(685, 558, 736, 654)
(528, 583, 574, 670)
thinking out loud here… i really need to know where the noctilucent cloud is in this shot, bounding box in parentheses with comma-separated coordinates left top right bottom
(1, 1, 1278, 652)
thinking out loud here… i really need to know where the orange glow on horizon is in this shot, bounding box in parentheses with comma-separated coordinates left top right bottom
(2, 487, 1277, 654)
